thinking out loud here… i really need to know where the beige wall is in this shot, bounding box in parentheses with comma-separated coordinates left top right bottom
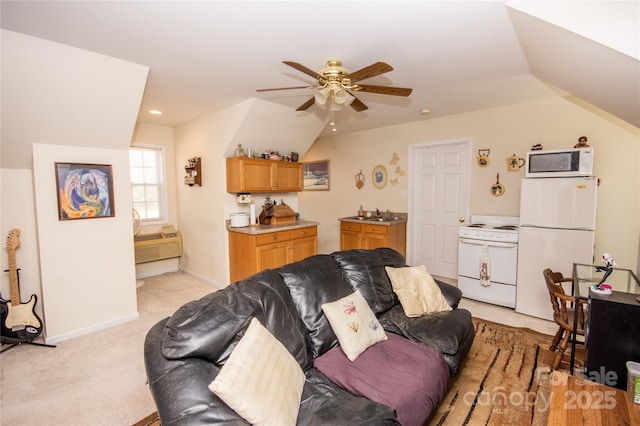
(0, 31, 148, 343)
(131, 123, 182, 279)
(301, 97, 640, 271)
(172, 99, 327, 285)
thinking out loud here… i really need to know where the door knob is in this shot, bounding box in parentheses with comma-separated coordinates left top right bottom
(459, 217, 465, 223)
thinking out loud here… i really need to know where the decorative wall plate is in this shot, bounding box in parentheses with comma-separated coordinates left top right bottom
(372, 165, 387, 189)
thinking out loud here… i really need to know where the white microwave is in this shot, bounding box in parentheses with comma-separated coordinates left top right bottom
(525, 147, 593, 178)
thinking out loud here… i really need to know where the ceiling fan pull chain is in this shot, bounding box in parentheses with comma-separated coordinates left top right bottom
(330, 103, 337, 132)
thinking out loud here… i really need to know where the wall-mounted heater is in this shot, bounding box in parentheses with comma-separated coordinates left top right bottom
(134, 226, 182, 264)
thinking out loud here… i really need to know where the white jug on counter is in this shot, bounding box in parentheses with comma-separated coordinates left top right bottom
(229, 212, 250, 227)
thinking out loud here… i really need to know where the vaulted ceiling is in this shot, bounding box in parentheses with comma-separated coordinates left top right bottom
(1, 1, 638, 136)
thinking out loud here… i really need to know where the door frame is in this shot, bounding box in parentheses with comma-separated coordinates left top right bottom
(407, 137, 472, 273)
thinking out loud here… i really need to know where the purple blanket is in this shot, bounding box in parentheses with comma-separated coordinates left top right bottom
(314, 332, 449, 426)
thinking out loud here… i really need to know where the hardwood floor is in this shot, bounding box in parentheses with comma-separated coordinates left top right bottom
(547, 371, 640, 425)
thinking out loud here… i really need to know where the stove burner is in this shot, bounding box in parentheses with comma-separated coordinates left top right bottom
(494, 225, 518, 230)
(468, 224, 485, 228)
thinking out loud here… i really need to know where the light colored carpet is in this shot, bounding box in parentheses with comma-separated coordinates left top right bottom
(0, 271, 220, 426)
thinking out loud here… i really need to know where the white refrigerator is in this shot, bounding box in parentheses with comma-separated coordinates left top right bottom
(515, 176, 598, 320)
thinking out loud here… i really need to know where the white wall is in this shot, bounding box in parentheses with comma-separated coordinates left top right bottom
(1, 31, 148, 343)
(301, 97, 640, 271)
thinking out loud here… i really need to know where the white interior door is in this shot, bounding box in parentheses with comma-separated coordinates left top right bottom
(408, 139, 470, 278)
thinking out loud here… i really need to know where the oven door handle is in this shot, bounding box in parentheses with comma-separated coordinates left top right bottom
(459, 238, 518, 249)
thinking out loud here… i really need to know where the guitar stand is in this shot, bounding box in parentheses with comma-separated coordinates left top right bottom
(0, 336, 56, 353)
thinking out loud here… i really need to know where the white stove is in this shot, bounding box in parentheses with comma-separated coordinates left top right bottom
(458, 216, 519, 308)
(459, 215, 519, 243)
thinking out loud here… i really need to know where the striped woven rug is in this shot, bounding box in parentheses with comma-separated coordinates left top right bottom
(428, 318, 561, 426)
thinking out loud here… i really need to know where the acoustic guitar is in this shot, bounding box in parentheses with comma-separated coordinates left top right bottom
(0, 229, 43, 342)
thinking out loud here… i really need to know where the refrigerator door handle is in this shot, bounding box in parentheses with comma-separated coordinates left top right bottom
(459, 238, 518, 249)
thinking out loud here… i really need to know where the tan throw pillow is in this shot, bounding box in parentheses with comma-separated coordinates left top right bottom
(385, 265, 452, 317)
(208, 317, 305, 426)
(321, 290, 387, 361)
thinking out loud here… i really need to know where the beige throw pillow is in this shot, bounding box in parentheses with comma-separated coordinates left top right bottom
(208, 317, 305, 426)
(321, 290, 387, 361)
(385, 265, 452, 317)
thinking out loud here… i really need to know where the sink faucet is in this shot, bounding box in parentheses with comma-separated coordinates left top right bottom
(376, 209, 380, 217)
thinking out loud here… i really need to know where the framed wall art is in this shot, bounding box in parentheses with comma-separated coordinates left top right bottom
(55, 162, 115, 220)
(303, 160, 330, 191)
(372, 164, 387, 189)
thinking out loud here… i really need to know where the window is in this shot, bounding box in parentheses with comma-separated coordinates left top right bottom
(129, 145, 166, 222)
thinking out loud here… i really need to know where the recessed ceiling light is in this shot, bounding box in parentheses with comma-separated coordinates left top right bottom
(420, 109, 431, 115)
(149, 110, 163, 115)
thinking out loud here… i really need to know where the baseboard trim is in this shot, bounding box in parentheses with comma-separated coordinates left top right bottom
(183, 270, 226, 291)
(135, 266, 179, 279)
(44, 312, 140, 345)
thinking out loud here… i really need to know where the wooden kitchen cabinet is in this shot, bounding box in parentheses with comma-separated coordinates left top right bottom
(229, 225, 317, 282)
(226, 157, 303, 193)
(340, 221, 406, 256)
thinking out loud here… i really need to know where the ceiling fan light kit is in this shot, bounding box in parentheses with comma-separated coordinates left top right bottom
(257, 59, 412, 132)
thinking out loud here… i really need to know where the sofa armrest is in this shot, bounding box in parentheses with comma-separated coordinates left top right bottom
(144, 319, 248, 425)
(434, 279, 462, 309)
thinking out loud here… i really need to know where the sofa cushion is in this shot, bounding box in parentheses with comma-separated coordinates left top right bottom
(314, 332, 450, 426)
(279, 255, 354, 357)
(331, 248, 406, 314)
(162, 269, 313, 370)
(378, 305, 474, 374)
(209, 318, 305, 426)
(385, 265, 452, 317)
(321, 290, 387, 361)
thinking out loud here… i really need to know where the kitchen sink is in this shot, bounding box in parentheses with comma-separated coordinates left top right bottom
(346, 216, 399, 222)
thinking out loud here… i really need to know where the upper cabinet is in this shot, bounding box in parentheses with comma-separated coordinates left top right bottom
(226, 157, 303, 193)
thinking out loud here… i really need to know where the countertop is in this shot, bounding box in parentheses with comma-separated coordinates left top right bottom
(339, 215, 407, 225)
(226, 220, 319, 235)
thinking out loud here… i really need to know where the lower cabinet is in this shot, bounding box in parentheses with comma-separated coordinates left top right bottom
(340, 221, 406, 256)
(585, 291, 640, 390)
(229, 226, 317, 282)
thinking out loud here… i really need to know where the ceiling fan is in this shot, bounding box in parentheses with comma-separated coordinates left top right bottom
(256, 60, 412, 112)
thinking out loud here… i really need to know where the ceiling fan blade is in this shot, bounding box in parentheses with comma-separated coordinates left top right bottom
(348, 62, 393, 83)
(283, 61, 320, 79)
(350, 97, 368, 112)
(356, 85, 413, 97)
(296, 97, 316, 111)
(256, 86, 315, 92)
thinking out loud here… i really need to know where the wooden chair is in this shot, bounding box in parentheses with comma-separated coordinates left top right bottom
(543, 268, 587, 370)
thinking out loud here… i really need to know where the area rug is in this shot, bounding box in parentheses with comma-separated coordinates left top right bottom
(427, 318, 560, 426)
(132, 411, 160, 426)
(133, 318, 572, 426)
